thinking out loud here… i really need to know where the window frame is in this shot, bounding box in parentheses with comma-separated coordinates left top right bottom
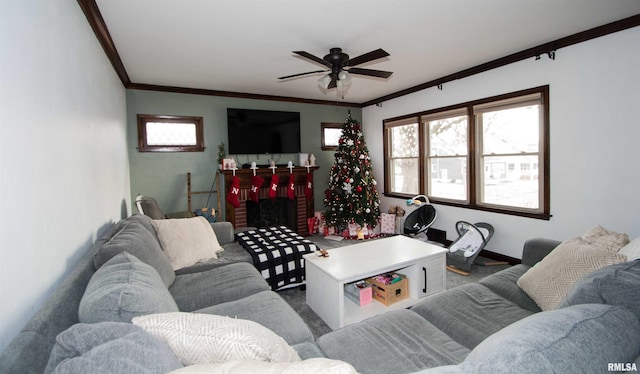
(137, 114, 205, 152)
(383, 86, 550, 220)
(383, 116, 421, 196)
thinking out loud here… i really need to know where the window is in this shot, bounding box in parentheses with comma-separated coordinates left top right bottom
(137, 114, 205, 152)
(384, 117, 419, 195)
(383, 86, 550, 219)
(321, 123, 342, 150)
(424, 109, 468, 201)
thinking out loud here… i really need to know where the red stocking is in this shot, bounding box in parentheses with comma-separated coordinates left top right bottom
(305, 172, 313, 200)
(248, 175, 264, 203)
(269, 174, 279, 199)
(287, 173, 295, 200)
(226, 175, 240, 208)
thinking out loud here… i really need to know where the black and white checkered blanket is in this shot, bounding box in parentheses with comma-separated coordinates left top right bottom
(235, 226, 318, 290)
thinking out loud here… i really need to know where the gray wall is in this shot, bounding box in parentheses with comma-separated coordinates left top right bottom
(0, 0, 130, 352)
(126, 89, 362, 217)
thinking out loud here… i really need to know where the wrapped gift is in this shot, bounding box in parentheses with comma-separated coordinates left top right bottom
(370, 221, 381, 236)
(380, 213, 396, 234)
(348, 222, 361, 237)
(314, 212, 324, 232)
(361, 226, 369, 237)
(307, 217, 317, 235)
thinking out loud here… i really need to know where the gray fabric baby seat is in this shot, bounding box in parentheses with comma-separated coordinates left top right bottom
(446, 221, 494, 274)
(403, 195, 437, 237)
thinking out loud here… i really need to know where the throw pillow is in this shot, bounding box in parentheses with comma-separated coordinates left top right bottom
(460, 304, 640, 373)
(166, 358, 358, 374)
(93, 219, 176, 287)
(132, 312, 301, 365)
(151, 217, 223, 270)
(517, 237, 627, 310)
(580, 225, 629, 252)
(619, 236, 640, 260)
(44, 322, 182, 374)
(79, 252, 179, 324)
(558, 260, 640, 320)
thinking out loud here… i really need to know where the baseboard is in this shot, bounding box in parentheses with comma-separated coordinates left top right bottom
(478, 249, 521, 265)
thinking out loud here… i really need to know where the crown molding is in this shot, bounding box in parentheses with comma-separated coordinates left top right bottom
(78, 1, 639, 108)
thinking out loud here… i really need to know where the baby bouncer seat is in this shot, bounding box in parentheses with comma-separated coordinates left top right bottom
(403, 195, 437, 241)
(446, 221, 494, 275)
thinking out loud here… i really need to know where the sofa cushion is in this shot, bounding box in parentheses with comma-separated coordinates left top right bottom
(93, 219, 176, 287)
(478, 264, 540, 313)
(196, 291, 313, 345)
(152, 217, 224, 271)
(517, 237, 627, 310)
(169, 262, 270, 311)
(132, 312, 300, 365)
(453, 304, 640, 373)
(317, 309, 470, 374)
(558, 260, 640, 319)
(196, 290, 314, 345)
(79, 252, 179, 323)
(291, 342, 326, 360)
(175, 242, 253, 275)
(44, 322, 182, 374)
(410, 283, 534, 349)
(166, 358, 357, 374)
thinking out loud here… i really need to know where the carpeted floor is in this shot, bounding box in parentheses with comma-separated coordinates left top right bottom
(277, 234, 511, 339)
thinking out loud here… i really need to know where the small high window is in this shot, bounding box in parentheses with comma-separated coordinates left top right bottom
(321, 123, 343, 150)
(137, 114, 205, 152)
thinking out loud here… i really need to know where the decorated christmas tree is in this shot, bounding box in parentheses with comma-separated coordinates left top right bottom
(324, 114, 381, 232)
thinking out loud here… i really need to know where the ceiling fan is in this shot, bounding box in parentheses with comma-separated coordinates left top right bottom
(278, 47, 392, 89)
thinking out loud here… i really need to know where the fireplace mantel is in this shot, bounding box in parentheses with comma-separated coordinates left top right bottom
(220, 166, 319, 235)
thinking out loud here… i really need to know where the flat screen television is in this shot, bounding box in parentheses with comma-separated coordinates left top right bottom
(227, 108, 301, 154)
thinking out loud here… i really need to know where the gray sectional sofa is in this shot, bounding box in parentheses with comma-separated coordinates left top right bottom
(0, 214, 320, 373)
(1, 214, 639, 373)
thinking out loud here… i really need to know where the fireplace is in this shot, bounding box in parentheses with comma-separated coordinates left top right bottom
(246, 198, 297, 231)
(221, 166, 318, 235)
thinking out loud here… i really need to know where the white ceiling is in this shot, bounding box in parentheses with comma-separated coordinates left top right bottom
(95, 0, 640, 104)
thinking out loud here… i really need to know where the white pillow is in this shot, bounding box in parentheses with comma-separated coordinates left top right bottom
(167, 358, 358, 374)
(132, 312, 300, 365)
(517, 237, 627, 311)
(619, 236, 640, 261)
(580, 225, 629, 252)
(151, 217, 223, 270)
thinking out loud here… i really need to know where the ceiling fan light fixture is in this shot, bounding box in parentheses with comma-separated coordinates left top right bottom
(318, 74, 332, 89)
(338, 70, 350, 83)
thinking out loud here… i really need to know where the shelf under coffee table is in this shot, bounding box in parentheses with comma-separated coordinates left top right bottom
(303, 235, 447, 330)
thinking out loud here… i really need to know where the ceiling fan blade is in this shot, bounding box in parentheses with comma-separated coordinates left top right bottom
(293, 51, 332, 68)
(278, 70, 328, 80)
(346, 48, 389, 66)
(347, 67, 393, 79)
(328, 75, 338, 89)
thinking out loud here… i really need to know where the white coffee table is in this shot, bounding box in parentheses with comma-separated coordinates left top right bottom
(303, 235, 447, 330)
